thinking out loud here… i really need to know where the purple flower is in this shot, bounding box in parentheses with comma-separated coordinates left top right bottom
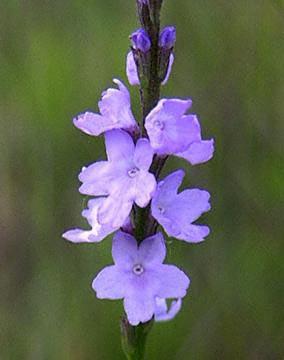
(92, 231, 190, 325)
(154, 297, 182, 322)
(62, 198, 122, 243)
(145, 98, 194, 154)
(145, 99, 214, 164)
(73, 79, 138, 136)
(159, 26, 176, 49)
(131, 29, 151, 52)
(126, 52, 174, 86)
(151, 170, 211, 243)
(79, 129, 156, 228)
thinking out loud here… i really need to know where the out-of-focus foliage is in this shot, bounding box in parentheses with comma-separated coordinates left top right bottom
(0, 1, 283, 359)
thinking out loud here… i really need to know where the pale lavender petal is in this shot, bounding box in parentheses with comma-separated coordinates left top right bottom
(98, 195, 133, 228)
(62, 198, 117, 243)
(81, 198, 104, 226)
(79, 161, 109, 183)
(154, 298, 182, 322)
(105, 129, 135, 163)
(124, 295, 156, 326)
(153, 169, 184, 204)
(163, 188, 211, 242)
(62, 229, 94, 243)
(78, 161, 120, 196)
(155, 264, 190, 299)
(92, 266, 126, 299)
(138, 232, 166, 266)
(133, 138, 153, 171)
(127, 52, 174, 87)
(161, 53, 174, 85)
(134, 171, 156, 208)
(176, 189, 211, 223)
(145, 98, 193, 154)
(98, 79, 137, 131)
(112, 231, 138, 268)
(176, 139, 214, 165)
(126, 51, 140, 86)
(73, 112, 109, 136)
(173, 224, 210, 243)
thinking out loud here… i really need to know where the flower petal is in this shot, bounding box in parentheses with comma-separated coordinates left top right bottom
(138, 232, 166, 266)
(73, 112, 111, 136)
(176, 139, 214, 165)
(105, 129, 135, 163)
(81, 198, 103, 226)
(161, 53, 174, 85)
(154, 297, 182, 322)
(92, 265, 126, 299)
(98, 195, 133, 228)
(62, 228, 94, 243)
(98, 79, 137, 131)
(176, 189, 211, 223)
(112, 231, 138, 268)
(124, 295, 155, 326)
(62, 198, 117, 243)
(173, 224, 210, 243)
(126, 51, 140, 86)
(127, 52, 174, 87)
(155, 264, 190, 299)
(78, 161, 119, 196)
(152, 169, 184, 205)
(133, 138, 153, 171)
(134, 171, 156, 208)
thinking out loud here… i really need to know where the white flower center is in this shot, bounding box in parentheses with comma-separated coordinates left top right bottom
(154, 120, 164, 130)
(133, 264, 144, 275)
(128, 167, 140, 178)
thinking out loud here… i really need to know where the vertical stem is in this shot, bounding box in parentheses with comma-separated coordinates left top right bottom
(121, 1, 165, 359)
(121, 316, 153, 360)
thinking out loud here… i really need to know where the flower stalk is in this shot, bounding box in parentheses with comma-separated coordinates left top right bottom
(121, 1, 164, 358)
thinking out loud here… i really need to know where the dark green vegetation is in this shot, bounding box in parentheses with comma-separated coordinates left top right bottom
(0, 1, 283, 359)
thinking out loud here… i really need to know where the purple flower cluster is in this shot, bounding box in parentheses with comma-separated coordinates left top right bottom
(63, 24, 214, 326)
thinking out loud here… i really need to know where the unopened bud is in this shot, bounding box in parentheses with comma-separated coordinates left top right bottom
(131, 29, 151, 52)
(159, 26, 176, 49)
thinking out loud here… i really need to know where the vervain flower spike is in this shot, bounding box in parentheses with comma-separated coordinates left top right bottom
(63, 1, 214, 358)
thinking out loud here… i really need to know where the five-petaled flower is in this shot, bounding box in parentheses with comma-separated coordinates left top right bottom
(79, 129, 156, 228)
(92, 231, 190, 326)
(151, 170, 211, 243)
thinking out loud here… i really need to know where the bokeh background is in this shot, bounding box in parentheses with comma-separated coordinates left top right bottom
(1, 1, 283, 359)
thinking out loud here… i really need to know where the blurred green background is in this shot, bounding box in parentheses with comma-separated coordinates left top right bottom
(1, 0, 283, 359)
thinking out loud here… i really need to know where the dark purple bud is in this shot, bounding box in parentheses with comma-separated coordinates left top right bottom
(159, 26, 176, 49)
(131, 29, 151, 52)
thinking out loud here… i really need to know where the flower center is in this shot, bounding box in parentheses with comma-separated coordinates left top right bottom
(128, 167, 140, 178)
(158, 206, 165, 214)
(133, 264, 144, 275)
(154, 120, 164, 130)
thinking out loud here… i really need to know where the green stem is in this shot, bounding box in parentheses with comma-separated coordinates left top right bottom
(121, 1, 165, 359)
(121, 316, 153, 360)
